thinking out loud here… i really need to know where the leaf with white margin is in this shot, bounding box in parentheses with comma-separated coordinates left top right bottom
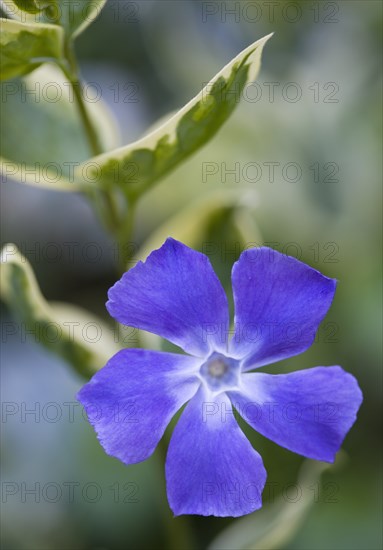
(1, 64, 118, 190)
(76, 34, 273, 199)
(0, 244, 121, 378)
(1, 0, 107, 38)
(0, 18, 64, 80)
(208, 453, 346, 550)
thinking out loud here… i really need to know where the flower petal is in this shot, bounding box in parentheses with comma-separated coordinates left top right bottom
(165, 386, 267, 517)
(228, 366, 362, 462)
(77, 349, 201, 464)
(230, 247, 336, 369)
(107, 238, 229, 357)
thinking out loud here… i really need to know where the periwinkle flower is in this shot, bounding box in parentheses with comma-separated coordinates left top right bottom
(77, 238, 362, 517)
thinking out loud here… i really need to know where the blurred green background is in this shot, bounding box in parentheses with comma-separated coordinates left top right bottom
(1, 1, 382, 549)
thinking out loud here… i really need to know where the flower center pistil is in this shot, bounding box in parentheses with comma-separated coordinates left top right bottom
(200, 352, 241, 393)
(208, 358, 227, 377)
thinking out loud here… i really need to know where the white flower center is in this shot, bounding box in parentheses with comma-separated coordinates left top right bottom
(207, 358, 227, 377)
(200, 352, 241, 393)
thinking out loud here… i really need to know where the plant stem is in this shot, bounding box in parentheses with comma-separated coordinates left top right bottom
(116, 196, 138, 274)
(59, 40, 124, 236)
(60, 40, 103, 157)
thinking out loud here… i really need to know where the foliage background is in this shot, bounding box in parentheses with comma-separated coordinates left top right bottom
(1, 1, 382, 549)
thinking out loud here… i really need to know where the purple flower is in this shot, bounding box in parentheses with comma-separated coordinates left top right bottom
(77, 238, 362, 517)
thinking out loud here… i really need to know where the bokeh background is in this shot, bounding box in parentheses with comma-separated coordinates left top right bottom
(1, 1, 382, 549)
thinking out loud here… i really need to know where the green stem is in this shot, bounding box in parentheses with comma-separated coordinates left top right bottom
(85, 187, 119, 233)
(58, 40, 123, 235)
(116, 196, 138, 274)
(59, 40, 103, 157)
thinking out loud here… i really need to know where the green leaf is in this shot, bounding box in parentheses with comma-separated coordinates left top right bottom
(11, 0, 43, 14)
(1, 0, 107, 38)
(76, 34, 273, 199)
(0, 18, 64, 80)
(208, 453, 346, 550)
(135, 188, 259, 262)
(0, 157, 81, 190)
(0, 244, 120, 378)
(50, 0, 107, 38)
(1, 0, 49, 20)
(0, 64, 118, 189)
